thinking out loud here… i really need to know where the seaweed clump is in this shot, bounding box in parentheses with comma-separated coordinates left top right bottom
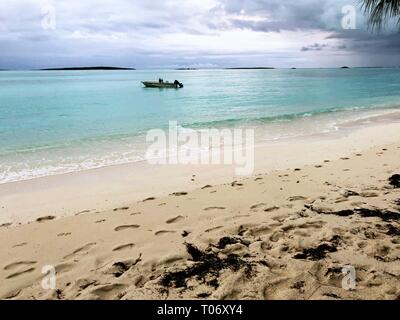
(293, 236, 342, 261)
(386, 224, 400, 236)
(305, 205, 354, 217)
(306, 205, 400, 222)
(389, 174, 400, 188)
(159, 242, 253, 290)
(355, 208, 400, 222)
(216, 236, 250, 249)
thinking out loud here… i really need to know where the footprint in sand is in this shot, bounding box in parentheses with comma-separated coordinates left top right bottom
(231, 181, 244, 187)
(3, 289, 22, 299)
(36, 216, 55, 223)
(288, 196, 308, 202)
(264, 206, 280, 213)
(205, 226, 223, 233)
(95, 219, 106, 224)
(55, 262, 75, 274)
(262, 277, 295, 300)
(4, 261, 37, 279)
(282, 221, 326, 232)
(204, 206, 226, 211)
(90, 283, 127, 300)
(155, 230, 176, 236)
(57, 232, 72, 237)
(360, 191, 379, 198)
(12, 242, 27, 248)
(171, 192, 188, 196)
(112, 243, 135, 252)
(0, 223, 12, 228)
(166, 215, 185, 224)
(250, 203, 266, 210)
(114, 225, 140, 232)
(63, 242, 96, 260)
(76, 210, 91, 216)
(246, 225, 273, 237)
(6, 267, 36, 279)
(143, 197, 156, 202)
(113, 207, 129, 212)
(4, 261, 37, 271)
(74, 278, 98, 291)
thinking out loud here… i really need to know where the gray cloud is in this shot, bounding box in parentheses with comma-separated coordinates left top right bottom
(301, 43, 328, 51)
(208, 0, 337, 32)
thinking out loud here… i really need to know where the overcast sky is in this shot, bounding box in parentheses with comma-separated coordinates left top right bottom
(1, 0, 400, 69)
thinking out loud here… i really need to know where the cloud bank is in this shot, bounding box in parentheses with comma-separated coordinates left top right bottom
(0, 0, 399, 69)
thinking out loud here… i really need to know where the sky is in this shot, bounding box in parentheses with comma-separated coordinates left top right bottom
(0, 0, 400, 69)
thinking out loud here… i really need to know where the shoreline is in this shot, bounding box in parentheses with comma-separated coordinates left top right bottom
(2, 104, 400, 186)
(1, 121, 400, 225)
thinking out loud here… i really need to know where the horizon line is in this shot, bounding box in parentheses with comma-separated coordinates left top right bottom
(1, 66, 398, 71)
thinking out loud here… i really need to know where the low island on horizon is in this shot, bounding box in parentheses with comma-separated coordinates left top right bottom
(40, 66, 136, 71)
(225, 67, 275, 70)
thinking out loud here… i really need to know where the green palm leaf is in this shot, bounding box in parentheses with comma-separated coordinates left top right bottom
(361, 0, 400, 30)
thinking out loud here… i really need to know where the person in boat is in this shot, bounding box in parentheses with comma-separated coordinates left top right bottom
(159, 78, 164, 84)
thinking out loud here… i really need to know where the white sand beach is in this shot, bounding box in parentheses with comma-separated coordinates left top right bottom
(0, 121, 399, 300)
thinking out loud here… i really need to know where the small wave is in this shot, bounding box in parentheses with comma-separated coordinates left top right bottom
(183, 104, 400, 129)
(0, 131, 148, 157)
(0, 153, 146, 184)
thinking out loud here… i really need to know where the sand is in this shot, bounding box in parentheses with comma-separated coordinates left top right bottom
(0, 122, 400, 300)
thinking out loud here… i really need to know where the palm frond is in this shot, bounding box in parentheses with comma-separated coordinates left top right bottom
(361, 0, 400, 31)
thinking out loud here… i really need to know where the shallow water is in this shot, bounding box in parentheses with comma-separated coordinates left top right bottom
(1, 68, 400, 183)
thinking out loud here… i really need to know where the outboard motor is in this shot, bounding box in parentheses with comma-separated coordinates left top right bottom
(174, 80, 184, 88)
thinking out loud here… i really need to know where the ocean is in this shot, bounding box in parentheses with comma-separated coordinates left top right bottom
(1, 68, 400, 183)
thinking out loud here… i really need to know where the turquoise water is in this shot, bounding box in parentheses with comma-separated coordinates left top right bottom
(1, 68, 400, 183)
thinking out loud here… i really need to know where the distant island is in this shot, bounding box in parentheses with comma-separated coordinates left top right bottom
(356, 66, 384, 69)
(176, 68, 197, 70)
(225, 67, 275, 70)
(40, 66, 135, 71)
(341, 66, 350, 69)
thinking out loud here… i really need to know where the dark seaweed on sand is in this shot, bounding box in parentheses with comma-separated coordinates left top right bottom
(305, 205, 354, 217)
(355, 208, 400, 222)
(306, 206, 399, 222)
(389, 174, 400, 188)
(305, 175, 400, 222)
(216, 236, 250, 249)
(293, 236, 342, 261)
(159, 242, 253, 290)
(386, 224, 400, 236)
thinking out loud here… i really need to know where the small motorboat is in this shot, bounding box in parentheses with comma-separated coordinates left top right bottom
(142, 79, 184, 89)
